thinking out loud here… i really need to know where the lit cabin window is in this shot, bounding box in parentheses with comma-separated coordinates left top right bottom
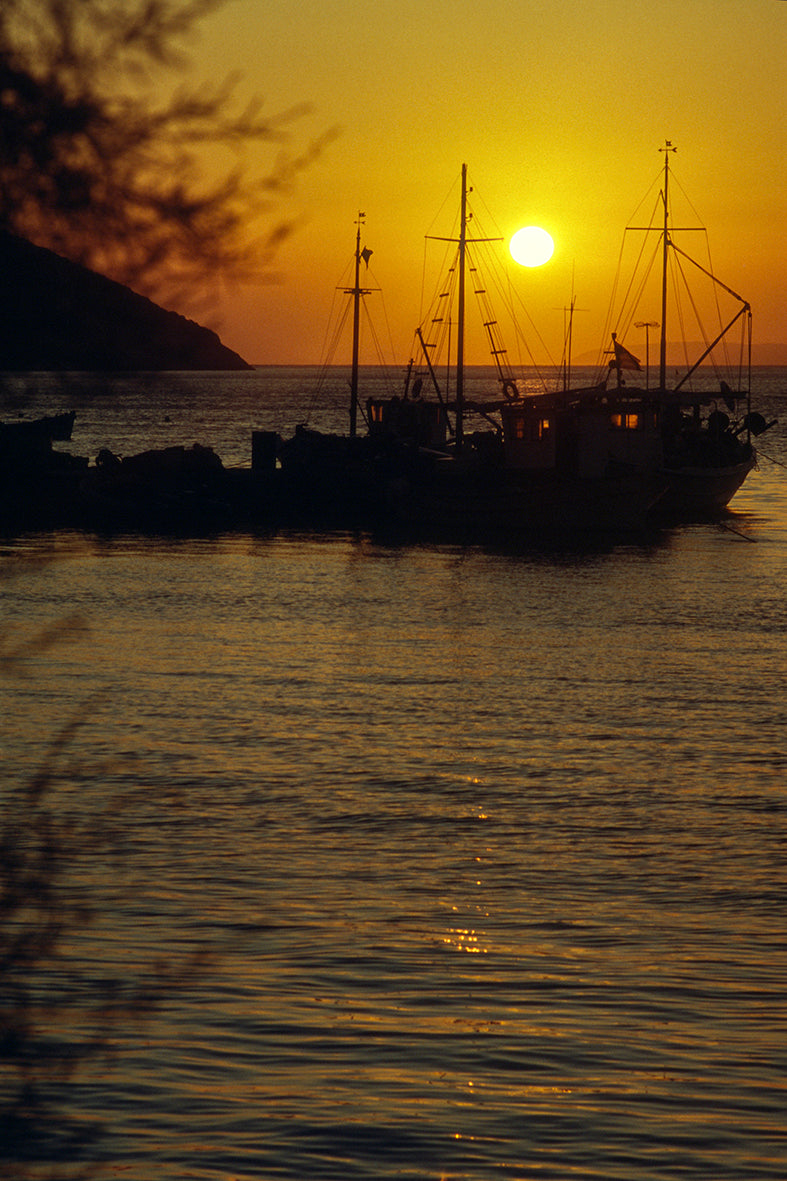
(610, 411, 641, 431)
(513, 415, 551, 442)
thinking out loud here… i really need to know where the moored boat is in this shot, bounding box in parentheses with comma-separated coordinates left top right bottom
(280, 169, 668, 541)
(590, 143, 774, 520)
(0, 409, 75, 444)
(0, 411, 87, 531)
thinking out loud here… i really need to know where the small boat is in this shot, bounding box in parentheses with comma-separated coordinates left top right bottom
(0, 410, 76, 442)
(0, 411, 78, 481)
(591, 142, 774, 519)
(0, 411, 88, 531)
(280, 169, 668, 541)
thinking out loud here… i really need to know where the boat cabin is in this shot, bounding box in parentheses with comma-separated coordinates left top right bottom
(500, 392, 662, 478)
(367, 396, 449, 449)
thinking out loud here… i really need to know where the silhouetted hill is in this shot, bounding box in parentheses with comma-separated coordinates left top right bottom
(0, 231, 251, 371)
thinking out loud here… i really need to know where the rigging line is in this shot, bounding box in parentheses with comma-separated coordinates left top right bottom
(420, 232, 454, 325)
(469, 182, 505, 238)
(364, 264, 399, 391)
(718, 521, 758, 542)
(732, 318, 748, 386)
(757, 449, 787, 469)
(360, 300, 396, 390)
(419, 233, 429, 326)
(673, 304, 751, 393)
(421, 238, 460, 328)
(668, 249, 749, 389)
(669, 238, 749, 305)
(463, 178, 507, 243)
(596, 236, 628, 373)
(314, 283, 345, 373)
(608, 230, 661, 359)
(352, 294, 395, 429)
(672, 251, 708, 361)
(622, 165, 664, 228)
(673, 248, 729, 380)
(618, 237, 661, 342)
(466, 240, 510, 364)
(597, 196, 660, 374)
(498, 269, 555, 382)
(618, 195, 663, 307)
(305, 300, 352, 422)
(423, 169, 464, 240)
(669, 254, 694, 378)
(309, 248, 361, 397)
(668, 170, 708, 230)
(466, 231, 556, 379)
(419, 246, 460, 358)
(700, 227, 734, 371)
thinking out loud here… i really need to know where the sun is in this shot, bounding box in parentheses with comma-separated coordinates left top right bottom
(510, 226, 554, 267)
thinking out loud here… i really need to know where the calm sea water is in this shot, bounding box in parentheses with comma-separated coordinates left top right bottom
(2, 368, 787, 1179)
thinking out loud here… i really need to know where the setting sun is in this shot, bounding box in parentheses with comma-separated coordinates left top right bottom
(509, 226, 554, 268)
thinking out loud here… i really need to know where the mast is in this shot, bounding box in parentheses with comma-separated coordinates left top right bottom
(425, 165, 500, 445)
(561, 294, 576, 393)
(658, 141, 676, 390)
(455, 164, 468, 448)
(349, 213, 364, 438)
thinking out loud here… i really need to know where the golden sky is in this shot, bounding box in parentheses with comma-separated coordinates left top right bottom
(189, 0, 785, 367)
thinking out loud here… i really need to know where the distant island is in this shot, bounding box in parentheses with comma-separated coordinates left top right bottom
(572, 342, 787, 368)
(0, 231, 251, 371)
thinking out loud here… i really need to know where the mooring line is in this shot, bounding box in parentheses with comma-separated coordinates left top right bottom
(757, 449, 787, 469)
(718, 521, 757, 542)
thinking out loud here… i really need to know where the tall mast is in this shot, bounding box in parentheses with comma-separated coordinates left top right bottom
(562, 293, 576, 393)
(455, 164, 468, 448)
(425, 165, 499, 446)
(658, 141, 676, 390)
(349, 212, 364, 438)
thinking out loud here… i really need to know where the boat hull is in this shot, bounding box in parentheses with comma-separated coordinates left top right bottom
(0, 411, 75, 442)
(277, 429, 668, 541)
(653, 453, 756, 520)
(387, 462, 668, 541)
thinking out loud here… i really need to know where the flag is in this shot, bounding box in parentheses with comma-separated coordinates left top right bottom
(609, 338, 642, 371)
(361, 247, 373, 267)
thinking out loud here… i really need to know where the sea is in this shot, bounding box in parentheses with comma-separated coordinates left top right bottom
(2, 366, 787, 1180)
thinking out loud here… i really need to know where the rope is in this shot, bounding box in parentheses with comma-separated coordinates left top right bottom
(757, 449, 787, 469)
(718, 521, 757, 542)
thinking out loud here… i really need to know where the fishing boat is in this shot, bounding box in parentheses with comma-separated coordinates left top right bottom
(592, 142, 774, 519)
(0, 409, 75, 443)
(0, 411, 89, 531)
(280, 169, 668, 541)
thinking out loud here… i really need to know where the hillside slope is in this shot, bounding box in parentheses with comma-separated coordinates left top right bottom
(0, 232, 251, 371)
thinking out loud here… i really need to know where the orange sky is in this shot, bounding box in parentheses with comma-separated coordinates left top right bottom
(185, 0, 785, 367)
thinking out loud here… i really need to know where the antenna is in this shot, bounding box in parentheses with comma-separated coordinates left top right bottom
(635, 320, 659, 390)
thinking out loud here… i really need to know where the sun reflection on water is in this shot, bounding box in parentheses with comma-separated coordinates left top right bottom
(442, 927, 486, 954)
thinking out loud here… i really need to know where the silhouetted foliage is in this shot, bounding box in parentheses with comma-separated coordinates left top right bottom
(1, 592, 97, 1175)
(0, 574, 209, 1178)
(0, 0, 333, 308)
(0, 585, 215, 1176)
(1, 6, 313, 1167)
